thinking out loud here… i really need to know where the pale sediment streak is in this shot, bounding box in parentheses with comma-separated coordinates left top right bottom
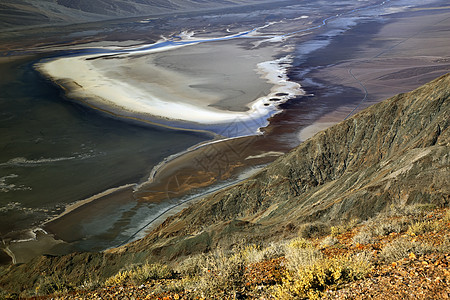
(9, 228, 48, 243)
(0, 153, 96, 168)
(42, 183, 136, 225)
(0, 174, 31, 192)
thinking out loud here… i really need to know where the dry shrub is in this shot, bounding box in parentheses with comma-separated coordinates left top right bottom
(330, 219, 358, 237)
(287, 237, 314, 250)
(104, 263, 174, 286)
(319, 235, 338, 248)
(196, 248, 247, 299)
(130, 263, 174, 284)
(274, 252, 371, 299)
(240, 242, 285, 264)
(372, 217, 409, 236)
(35, 275, 74, 296)
(177, 254, 206, 278)
(178, 248, 248, 299)
(80, 274, 101, 291)
(379, 237, 434, 263)
(352, 229, 374, 245)
(386, 203, 435, 218)
(444, 209, 450, 222)
(407, 220, 440, 236)
(298, 222, 330, 239)
(353, 216, 410, 245)
(104, 270, 128, 287)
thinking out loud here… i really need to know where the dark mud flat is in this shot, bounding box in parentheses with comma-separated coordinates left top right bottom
(0, 55, 208, 237)
(304, 5, 450, 112)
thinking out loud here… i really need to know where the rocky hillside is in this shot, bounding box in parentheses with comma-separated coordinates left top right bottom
(124, 73, 449, 258)
(0, 73, 448, 296)
(0, 0, 271, 29)
(5, 206, 450, 299)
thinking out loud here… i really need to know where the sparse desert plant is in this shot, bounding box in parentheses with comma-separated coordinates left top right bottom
(407, 220, 440, 236)
(104, 270, 129, 286)
(274, 252, 372, 299)
(239, 244, 262, 264)
(352, 229, 374, 245)
(330, 219, 359, 237)
(374, 218, 409, 236)
(80, 274, 101, 291)
(287, 237, 314, 250)
(257, 241, 286, 261)
(0, 290, 19, 300)
(34, 275, 74, 296)
(104, 262, 174, 286)
(298, 222, 330, 239)
(379, 237, 434, 263)
(387, 203, 435, 218)
(319, 235, 338, 248)
(444, 209, 450, 222)
(190, 248, 247, 299)
(438, 235, 450, 253)
(284, 238, 322, 272)
(177, 253, 207, 278)
(239, 242, 285, 264)
(129, 262, 175, 284)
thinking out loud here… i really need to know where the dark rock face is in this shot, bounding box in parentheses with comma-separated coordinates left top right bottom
(130, 73, 449, 254)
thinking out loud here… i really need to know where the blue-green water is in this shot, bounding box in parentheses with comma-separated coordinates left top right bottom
(0, 56, 208, 237)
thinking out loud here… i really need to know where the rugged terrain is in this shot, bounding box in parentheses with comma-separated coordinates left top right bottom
(27, 207, 450, 299)
(0, 0, 275, 29)
(0, 70, 448, 297)
(125, 72, 449, 258)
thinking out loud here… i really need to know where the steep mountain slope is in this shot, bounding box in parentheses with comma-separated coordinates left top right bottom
(125, 73, 449, 257)
(0, 0, 272, 29)
(0, 74, 448, 294)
